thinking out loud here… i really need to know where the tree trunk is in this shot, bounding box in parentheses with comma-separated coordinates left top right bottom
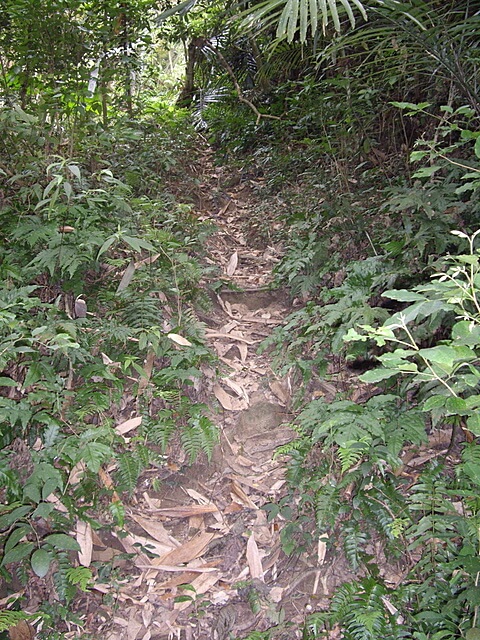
(176, 38, 201, 108)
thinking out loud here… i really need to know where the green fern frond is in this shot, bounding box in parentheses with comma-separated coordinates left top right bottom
(181, 414, 218, 463)
(54, 552, 77, 603)
(0, 610, 32, 633)
(315, 482, 341, 529)
(116, 452, 143, 495)
(343, 522, 368, 571)
(338, 440, 368, 472)
(146, 411, 177, 452)
(66, 565, 93, 591)
(117, 293, 163, 330)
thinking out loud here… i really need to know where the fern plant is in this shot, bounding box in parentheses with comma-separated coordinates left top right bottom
(304, 578, 407, 639)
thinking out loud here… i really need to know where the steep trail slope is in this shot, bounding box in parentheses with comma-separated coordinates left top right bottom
(73, 151, 355, 640)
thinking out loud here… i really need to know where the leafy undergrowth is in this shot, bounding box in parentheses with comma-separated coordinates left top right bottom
(237, 103, 480, 639)
(0, 106, 222, 637)
(2, 92, 480, 640)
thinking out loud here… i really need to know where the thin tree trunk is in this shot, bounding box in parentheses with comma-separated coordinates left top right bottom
(176, 38, 200, 108)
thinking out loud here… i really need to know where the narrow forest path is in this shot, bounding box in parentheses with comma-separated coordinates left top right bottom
(77, 150, 353, 640)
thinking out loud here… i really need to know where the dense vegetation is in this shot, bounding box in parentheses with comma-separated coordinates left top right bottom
(0, 0, 479, 638)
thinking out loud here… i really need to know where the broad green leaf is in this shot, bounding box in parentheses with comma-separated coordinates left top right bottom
(391, 101, 431, 112)
(465, 395, 480, 409)
(410, 150, 428, 162)
(4, 525, 30, 554)
(412, 165, 441, 178)
(299, 0, 308, 40)
(418, 345, 458, 366)
(97, 236, 116, 259)
(0, 610, 31, 632)
(380, 348, 417, 362)
(31, 548, 52, 578)
(327, 0, 341, 31)
(309, 0, 318, 35)
(63, 181, 72, 199)
(445, 396, 468, 415)
(122, 235, 156, 253)
(1, 542, 34, 566)
(467, 413, 480, 436)
(0, 505, 33, 531)
(383, 289, 425, 302)
(109, 500, 125, 528)
(456, 105, 476, 116)
(343, 327, 367, 342)
(80, 442, 112, 473)
(475, 136, 480, 159)
(455, 254, 478, 265)
(464, 587, 480, 607)
(32, 502, 55, 519)
(43, 533, 80, 552)
(174, 595, 195, 603)
(288, 0, 299, 42)
(278, 0, 294, 39)
(452, 320, 480, 346)
(466, 628, 480, 640)
(422, 395, 447, 411)
(419, 345, 475, 368)
(0, 377, 17, 386)
(67, 164, 81, 180)
(359, 368, 399, 383)
(43, 175, 61, 198)
(66, 566, 93, 590)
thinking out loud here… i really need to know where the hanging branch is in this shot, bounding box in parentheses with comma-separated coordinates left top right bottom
(203, 39, 281, 125)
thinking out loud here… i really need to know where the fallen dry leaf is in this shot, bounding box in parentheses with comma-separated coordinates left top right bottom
(231, 479, 258, 509)
(116, 416, 142, 435)
(269, 379, 290, 406)
(131, 514, 180, 547)
(213, 383, 249, 411)
(148, 504, 219, 518)
(134, 253, 160, 268)
(125, 615, 143, 640)
(317, 533, 328, 565)
(226, 251, 238, 276)
(173, 572, 220, 611)
(116, 260, 136, 293)
(246, 533, 264, 581)
(205, 330, 257, 345)
(238, 342, 248, 362)
(136, 349, 155, 398)
(167, 333, 192, 347)
(76, 519, 93, 567)
(8, 620, 34, 640)
(138, 563, 217, 574)
(156, 531, 217, 565)
(67, 460, 86, 486)
(223, 378, 249, 403)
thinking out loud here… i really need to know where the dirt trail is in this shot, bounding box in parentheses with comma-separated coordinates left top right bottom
(78, 155, 348, 640)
